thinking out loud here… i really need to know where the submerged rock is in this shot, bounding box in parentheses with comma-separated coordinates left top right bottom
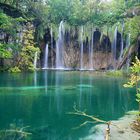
(82, 113, 140, 140)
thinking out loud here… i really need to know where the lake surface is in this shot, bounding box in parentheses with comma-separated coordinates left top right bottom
(0, 71, 137, 140)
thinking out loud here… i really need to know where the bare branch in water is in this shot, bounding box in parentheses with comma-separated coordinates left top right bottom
(67, 105, 124, 140)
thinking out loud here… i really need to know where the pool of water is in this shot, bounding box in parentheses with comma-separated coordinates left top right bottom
(0, 71, 137, 140)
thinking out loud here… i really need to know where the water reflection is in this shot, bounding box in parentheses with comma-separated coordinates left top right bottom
(79, 72, 83, 109)
(34, 71, 37, 87)
(44, 70, 48, 94)
(55, 71, 63, 115)
(0, 71, 138, 140)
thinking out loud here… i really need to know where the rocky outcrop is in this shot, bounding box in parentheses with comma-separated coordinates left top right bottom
(40, 27, 122, 70)
(117, 36, 140, 69)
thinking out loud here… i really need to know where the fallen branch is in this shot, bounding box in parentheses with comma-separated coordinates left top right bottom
(67, 105, 123, 140)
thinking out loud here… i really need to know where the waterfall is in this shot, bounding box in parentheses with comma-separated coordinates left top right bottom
(34, 51, 38, 69)
(89, 29, 94, 70)
(126, 34, 131, 70)
(43, 44, 49, 69)
(119, 21, 124, 61)
(51, 26, 54, 68)
(112, 26, 117, 69)
(80, 26, 84, 70)
(56, 21, 65, 69)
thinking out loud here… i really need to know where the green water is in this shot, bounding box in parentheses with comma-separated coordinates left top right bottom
(0, 71, 137, 140)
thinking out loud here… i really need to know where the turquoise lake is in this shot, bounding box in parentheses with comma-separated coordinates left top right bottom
(0, 71, 138, 140)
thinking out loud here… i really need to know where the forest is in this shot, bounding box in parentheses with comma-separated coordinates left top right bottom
(0, 0, 140, 71)
(0, 0, 140, 140)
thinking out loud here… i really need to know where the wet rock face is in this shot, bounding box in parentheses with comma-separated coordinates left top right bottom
(137, 36, 140, 59)
(44, 28, 51, 45)
(40, 28, 53, 68)
(41, 27, 122, 70)
(93, 28, 101, 51)
(100, 35, 111, 52)
(116, 31, 122, 59)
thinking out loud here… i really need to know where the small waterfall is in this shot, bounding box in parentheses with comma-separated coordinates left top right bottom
(51, 26, 53, 48)
(112, 26, 118, 69)
(126, 34, 131, 70)
(89, 29, 94, 70)
(56, 21, 65, 69)
(51, 26, 54, 68)
(43, 44, 49, 69)
(34, 51, 38, 69)
(119, 21, 125, 61)
(80, 26, 84, 70)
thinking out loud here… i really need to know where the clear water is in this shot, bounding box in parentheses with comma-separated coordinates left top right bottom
(0, 71, 137, 140)
(56, 21, 65, 69)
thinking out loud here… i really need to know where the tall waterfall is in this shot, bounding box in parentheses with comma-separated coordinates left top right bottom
(34, 51, 38, 69)
(119, 21, 124, 61)
(51, 26, 54, 68)
(112, 26, 118, 69)
(43, 44, 49, 69)
(80, 26, 84, 70)
(89, 29, 94, 70)
(126, 34, 131, 70)
(56, 21, 65, 69)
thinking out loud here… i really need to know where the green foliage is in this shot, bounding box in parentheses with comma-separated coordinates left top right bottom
(1, 0, 140, 27)
(0, 43, 12, 58)
(19, 45, 40, 72)
(136, 90, 140, 103)
(8, 66, 21, 73)
(126, 111, 140, 115)
(124, 16, 140, 44)
(0, 11, 24, 40)
(0, 12, 13, 29)
(124, 56, 140, 112)
(131, 57, 140, 73)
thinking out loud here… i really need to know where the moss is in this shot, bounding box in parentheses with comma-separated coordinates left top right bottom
(105, 70, 125, 77)
(8, 66, 21, 73)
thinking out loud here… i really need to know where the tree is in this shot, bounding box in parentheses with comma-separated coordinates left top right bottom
(124, 56, 140, 113)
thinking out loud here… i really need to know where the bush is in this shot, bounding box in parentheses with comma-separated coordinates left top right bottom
(8, 66, 21, 73)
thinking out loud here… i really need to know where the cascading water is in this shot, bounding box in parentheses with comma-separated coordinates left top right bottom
(119, 21, 124, 61)
(112, 26, 118, 69)
(56, 21, 65, 69)
(80, 26, 84, 70)
(34, 51, 38, 69)
(51, 26, 54, 68)
(43, 44, 49, 69)
(89, 29, 94, 70)
(126, 34, 131, 70)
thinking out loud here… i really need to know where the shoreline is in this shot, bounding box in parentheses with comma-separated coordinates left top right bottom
(82, 112, 140, 140)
